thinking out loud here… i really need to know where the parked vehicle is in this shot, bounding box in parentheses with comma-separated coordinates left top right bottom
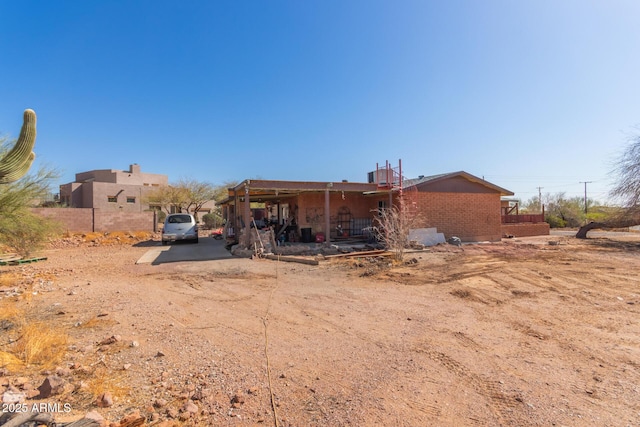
(162, 213, 198, 245)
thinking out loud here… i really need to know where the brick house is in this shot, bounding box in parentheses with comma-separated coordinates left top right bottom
(220, 169, 534, 245)
(401, 171, 514, 242)
(221, 179, 387, 245)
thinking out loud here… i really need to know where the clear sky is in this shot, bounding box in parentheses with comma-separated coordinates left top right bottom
(2, 1, 639, 204)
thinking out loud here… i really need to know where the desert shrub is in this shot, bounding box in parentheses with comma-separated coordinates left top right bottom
(0, 208, 61, 257)
(0, 297, 68, 372)
(156, 210, 166, 224)
(545, 215, 567, 228)
(202, 212, 222, 229)
(371, 194, 424, 261)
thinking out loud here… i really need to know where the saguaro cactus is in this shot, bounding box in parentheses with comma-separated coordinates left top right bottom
(0, 109, 37, 184)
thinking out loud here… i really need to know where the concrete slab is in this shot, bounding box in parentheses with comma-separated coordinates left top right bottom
(409, 228, 446, 246)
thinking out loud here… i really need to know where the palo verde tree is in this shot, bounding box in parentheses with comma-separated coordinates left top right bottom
(0, 110, 61, 256)
(175, 178, 217, 221)
(144, 179, 217, 220)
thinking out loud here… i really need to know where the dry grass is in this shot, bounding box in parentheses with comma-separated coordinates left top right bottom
(0, 301, 21, 321)
(78, 316, 116, 329)
(12, 322, 68, 369)
(0, 271, 20, 288)
(0, 299, 69, 373)
(0, 351, 23, 371)
(84, 365, 130, 401)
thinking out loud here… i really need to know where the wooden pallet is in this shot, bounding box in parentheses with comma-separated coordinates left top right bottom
(0, 256, 48, 266)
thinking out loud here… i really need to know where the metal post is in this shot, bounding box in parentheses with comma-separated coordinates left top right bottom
(325, 188, 331, 244)
(244, 184, 251, 246)
(580, 181, 592, 214)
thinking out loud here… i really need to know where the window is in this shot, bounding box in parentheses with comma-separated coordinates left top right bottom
(377, 200, 387, 215)
(127, 197, 136, 203)
(108, 196, 117, 203)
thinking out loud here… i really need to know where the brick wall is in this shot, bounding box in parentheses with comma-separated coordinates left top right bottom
(30, 208, 156, 233)
(296, 192, 384, 234)
(501, 223, 550, 237)
(409, 192, 502, 242)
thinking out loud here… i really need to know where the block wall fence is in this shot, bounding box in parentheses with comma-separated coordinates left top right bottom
(30, 208, 157, 233)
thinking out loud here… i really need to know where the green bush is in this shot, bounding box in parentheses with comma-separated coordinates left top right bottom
(202, 212, 222, 229)
(0, 209, 61, 257)
(545, 215, 567, 228)
(156, 210, 166, 224)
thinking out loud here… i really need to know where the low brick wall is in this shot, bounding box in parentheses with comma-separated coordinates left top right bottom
(30, 208, 156, 233)
(501, 222, 550, 238)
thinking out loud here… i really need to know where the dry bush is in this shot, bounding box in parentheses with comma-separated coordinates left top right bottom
(0, 301, 21, 321)
(0, 299, 69, 373)
(0, 271, 20, 288)
(84, 365, 130, 401)
(12, 322, 67, 369)
(371, 193, 425, 261)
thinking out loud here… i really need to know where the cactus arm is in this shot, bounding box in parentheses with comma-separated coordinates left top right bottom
(0, 152, 35, 184)
(0, 109, 37, 184)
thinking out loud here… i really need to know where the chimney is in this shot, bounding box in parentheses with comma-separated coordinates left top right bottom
(129, 164, 141, 174)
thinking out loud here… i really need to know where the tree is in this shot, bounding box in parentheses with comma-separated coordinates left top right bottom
(0, 138, 61, 256)
(174, 178, 217, 221)
(611, 134, 640, 207)
(575, 133, 640, 238)
(144, 184, 190, 214)
(144, 179, 218, 221)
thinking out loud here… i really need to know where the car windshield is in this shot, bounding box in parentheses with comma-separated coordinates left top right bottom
(168, 215, 192, 224)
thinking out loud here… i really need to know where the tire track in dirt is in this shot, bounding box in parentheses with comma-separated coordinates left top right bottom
(442, 256, 640, 424)
(410, 341, 520, 425)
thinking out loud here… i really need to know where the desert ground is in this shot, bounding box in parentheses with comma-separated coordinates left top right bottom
(1, 231, 640, 426)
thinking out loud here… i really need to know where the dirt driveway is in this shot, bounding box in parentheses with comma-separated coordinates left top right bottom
(2, 232, 640, 426)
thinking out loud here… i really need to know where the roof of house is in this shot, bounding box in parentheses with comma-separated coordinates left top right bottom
(403, 171, 514, 196)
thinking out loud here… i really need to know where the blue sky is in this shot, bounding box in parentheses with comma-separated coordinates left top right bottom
(1, 1, 639, 204)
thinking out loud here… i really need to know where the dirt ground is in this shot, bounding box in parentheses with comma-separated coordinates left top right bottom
(1, 232, 640, 426)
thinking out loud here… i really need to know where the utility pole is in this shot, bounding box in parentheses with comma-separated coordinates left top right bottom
(536, 187, 543, 213)
(579, 181, 592, 214)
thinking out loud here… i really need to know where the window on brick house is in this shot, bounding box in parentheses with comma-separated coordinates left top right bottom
(127, 197, 136, 203)
(377, 200, 387, 215)
(108, 196, 117, 203)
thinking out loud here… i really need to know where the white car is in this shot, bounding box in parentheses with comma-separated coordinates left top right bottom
(162, 214, 199, 245)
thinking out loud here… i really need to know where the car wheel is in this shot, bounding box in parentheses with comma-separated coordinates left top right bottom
(162, 240, 167, 246)
(193, 238, 199, 244)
